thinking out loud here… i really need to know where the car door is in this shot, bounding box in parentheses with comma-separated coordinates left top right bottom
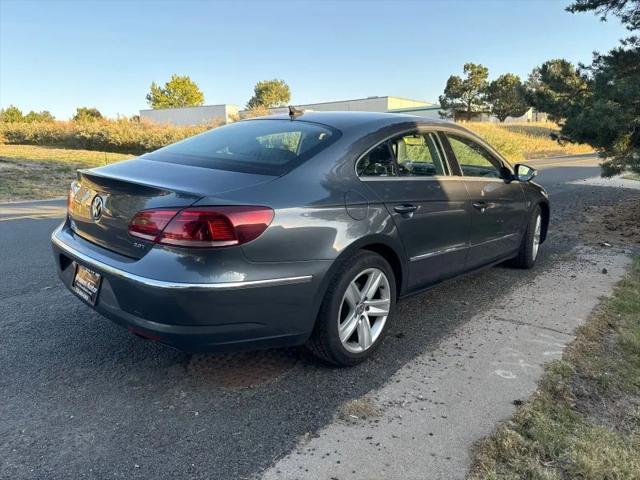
(441, 132, 526, 270)
(357, 130, 471, 290)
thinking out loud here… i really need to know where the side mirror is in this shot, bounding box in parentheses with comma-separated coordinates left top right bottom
(514, 164, 537, 182)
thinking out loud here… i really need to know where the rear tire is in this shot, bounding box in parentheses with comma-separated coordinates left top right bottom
(306, 251, 396, 366)
(508, 206, 542, 269)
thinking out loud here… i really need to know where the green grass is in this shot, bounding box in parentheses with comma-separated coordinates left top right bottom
(622, 172, 640, 182)
(0, 144, 132, 201)
(469, 258, 640, 480)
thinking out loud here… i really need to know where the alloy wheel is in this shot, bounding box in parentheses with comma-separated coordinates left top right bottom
(337, 267, 390, 353)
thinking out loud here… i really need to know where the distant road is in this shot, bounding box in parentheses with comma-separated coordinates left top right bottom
(527, 152, 599, 170)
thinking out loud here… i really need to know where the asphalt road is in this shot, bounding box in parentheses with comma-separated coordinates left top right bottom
(1, 155, 638, 480)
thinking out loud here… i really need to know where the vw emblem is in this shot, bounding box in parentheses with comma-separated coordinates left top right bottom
(91, 195, 104, 221)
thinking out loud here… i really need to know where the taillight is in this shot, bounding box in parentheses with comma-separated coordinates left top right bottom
(128, 209, 181, 241)
(128, 206, 274, 247)
(67, 181, 80, 215)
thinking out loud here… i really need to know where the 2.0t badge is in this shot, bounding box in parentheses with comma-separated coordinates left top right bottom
(91, 195, 104, 221)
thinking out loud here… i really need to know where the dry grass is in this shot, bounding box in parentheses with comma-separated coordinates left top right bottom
(0, 144, 132, 201)
(338, 398, 381, 422)
(464, 122, 593, 163)
(469, 258, 640, 480)
(0, 122, 594, 202)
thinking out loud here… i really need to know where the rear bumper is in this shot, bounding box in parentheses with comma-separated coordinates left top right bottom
(51, 222, 331, 352)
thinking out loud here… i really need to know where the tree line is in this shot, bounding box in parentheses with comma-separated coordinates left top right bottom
(0, 77, 291, 124)
(144, 75, 291, 113)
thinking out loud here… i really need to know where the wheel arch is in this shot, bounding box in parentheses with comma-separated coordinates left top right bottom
(308, 235, 407, 333)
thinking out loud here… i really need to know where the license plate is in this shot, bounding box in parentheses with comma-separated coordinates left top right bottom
(72, 263, 102, 305)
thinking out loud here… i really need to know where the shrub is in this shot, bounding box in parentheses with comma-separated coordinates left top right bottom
(73, 107, 103, 122)
(0, 118, 220, 155)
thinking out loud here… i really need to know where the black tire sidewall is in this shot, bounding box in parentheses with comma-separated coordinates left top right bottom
(522, 206, 542, 268)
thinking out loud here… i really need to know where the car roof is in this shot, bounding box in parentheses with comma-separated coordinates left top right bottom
(250, 110, 455, 132)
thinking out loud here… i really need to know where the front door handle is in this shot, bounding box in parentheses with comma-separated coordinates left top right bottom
(472, 201, 488, 212)
(394, 204, 418, 215)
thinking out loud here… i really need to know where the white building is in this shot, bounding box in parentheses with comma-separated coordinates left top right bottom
(139, 96, 438, 125)
(268, 96, 434, 115)
(139, 104, 239, 125)
(387, 104, 441, 119)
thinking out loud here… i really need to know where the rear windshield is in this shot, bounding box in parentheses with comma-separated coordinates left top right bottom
(143, 119, 338, 175)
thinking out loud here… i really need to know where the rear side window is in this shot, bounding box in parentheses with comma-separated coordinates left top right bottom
(356, 143, 396, 176)
(144, 120, 337, 175)
(446, 134, 502, 178)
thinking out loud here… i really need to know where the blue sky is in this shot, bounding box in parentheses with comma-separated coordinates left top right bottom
(0, 0, 629, 119)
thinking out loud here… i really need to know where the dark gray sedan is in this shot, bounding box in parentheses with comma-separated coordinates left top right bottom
(52, 111, 548, 366)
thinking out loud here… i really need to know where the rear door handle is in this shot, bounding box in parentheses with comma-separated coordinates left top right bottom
(472, 201, 488, 212)
(394, 204, 418, 215)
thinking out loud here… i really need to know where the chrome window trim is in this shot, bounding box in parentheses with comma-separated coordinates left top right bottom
(456, 176, 507, 183)
(359, 175, 460, 182)
(51, 227, 313, 291)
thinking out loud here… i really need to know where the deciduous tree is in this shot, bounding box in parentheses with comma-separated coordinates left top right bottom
(438, 63, 490, 121)
(246, 79, 291, 109)
(146, 74, 205, 109)
(487, 74, 529, 122)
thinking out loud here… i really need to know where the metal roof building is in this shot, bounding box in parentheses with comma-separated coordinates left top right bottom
(139, 96, 439, 125)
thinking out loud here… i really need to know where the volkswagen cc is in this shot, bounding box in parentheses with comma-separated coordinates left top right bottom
(52, 111, 549, 366)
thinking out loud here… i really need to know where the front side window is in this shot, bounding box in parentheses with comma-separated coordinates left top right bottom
(392, 133, 447, 177)
(144, 119, 336, 175)
(446, 134, 501, 178)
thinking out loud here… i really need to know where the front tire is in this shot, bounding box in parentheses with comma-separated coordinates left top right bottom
(306, 251, 396, 366)
(509, 206, 542, 269)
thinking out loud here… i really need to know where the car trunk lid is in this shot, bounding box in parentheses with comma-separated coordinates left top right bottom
(68, 158, 276, 259)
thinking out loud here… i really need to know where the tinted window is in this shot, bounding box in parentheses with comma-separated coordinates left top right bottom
(392, 133, 447, 177)
(144, 120, 336, 175)
(446, 134, 501, 178)
(357, 143, 396, 176)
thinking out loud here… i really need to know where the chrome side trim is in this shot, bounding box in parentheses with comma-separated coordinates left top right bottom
(409, 243, 468, 262)
(409, 232, 520, 262)
(472, 232, 519, 248)
(51, 228, 313, 291)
